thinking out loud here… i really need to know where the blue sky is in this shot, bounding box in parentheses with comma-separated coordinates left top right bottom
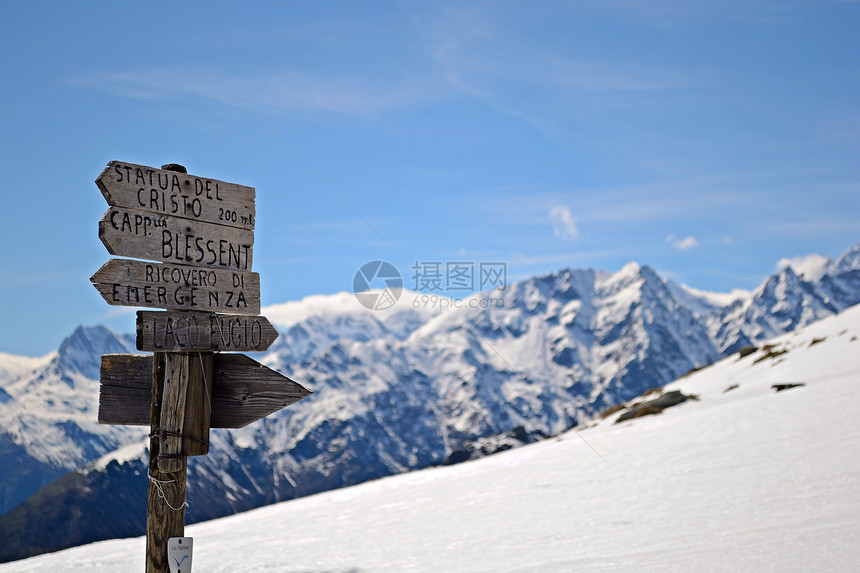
(1, 1, 858, 355)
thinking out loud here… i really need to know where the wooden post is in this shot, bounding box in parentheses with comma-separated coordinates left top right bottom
(145, 164, 216, 572)
(157, 353, 190, 473)
(147, 351, 212, 571)
(156, 352, 214, 467)
(146, 352, 186, 573)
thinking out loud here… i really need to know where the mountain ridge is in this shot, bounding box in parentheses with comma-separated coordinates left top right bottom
(0, 241, 858, 561)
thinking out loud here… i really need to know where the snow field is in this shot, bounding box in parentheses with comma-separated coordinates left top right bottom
(3, 306, 858, 572)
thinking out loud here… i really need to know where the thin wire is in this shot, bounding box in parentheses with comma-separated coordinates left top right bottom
(148, 471, 189, 511)
(154, 429, 209, 448)
(198, 352, 213, 415)
(214, 315, 227, 349)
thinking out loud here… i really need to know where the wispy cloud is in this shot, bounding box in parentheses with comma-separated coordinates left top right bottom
(761, 219, 860, 237)
(71, 67, 453, 117)
(71, 3, 711, 130)
(524, 175, 751, 227)
(776, 253, 831, 281)
(667, 234, 699, 250)
(549, 203, 578, 241)
(422, 5, 712, 131)
(507, 249, 628, 267)
(96, 306, 136, 320)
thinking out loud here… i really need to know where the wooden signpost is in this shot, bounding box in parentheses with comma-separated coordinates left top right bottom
(91, 258, 261, 314)
(91, 161, 310, 573)
(96, 161, 256, 230)
(98, 353, 311, 429)
(99, 207, 254, 271)
(136, 311, 279, 352)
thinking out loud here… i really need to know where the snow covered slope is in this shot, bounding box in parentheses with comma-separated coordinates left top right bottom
(4, 301, 858, 572)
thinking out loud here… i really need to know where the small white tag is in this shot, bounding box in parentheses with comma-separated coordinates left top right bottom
(167, 537, 193, 573)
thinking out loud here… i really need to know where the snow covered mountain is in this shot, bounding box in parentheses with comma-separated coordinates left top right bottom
(3, 296, 858, 572)
(262, 290, 438, 366)
(701, 243, 860, 353)
(0, 242, 858, 561)
(0, 326, 144, 515)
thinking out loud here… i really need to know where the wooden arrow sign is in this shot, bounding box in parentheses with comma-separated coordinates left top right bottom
(91, 258, 261, 314)
(94, 162, 269, 568)
(99, 353, 311, 429)
(99, 207, 254, 271)
(96, 160, 255, 230)
(136, 311, 279, 352)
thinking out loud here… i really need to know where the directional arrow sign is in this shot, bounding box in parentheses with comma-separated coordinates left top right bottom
(91, 258, 261, 314)
(99, 354, 312, 429)
(136, 311, 279, 352)
(99, 207, 254, 271)
(96, 160, 255, 230)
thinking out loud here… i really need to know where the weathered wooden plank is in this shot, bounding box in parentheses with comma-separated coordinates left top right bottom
(98, 354, 152, 425)
(158, 353, 190, 471)
(210, 354, 312, 428)
(99, 207, 254, 272)
(136, 311, 279, 352)
(182, 352, 214, 457)
(99, 354, 312, 428)
(97, 160, 255, 230)
(91, 258, 260, 314)
(98, 383, 151, 421)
